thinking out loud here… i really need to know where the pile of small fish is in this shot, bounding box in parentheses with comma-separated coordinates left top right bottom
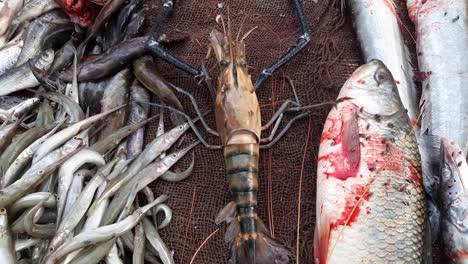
(315, 0, 468, 263)
(0, 0, 198, 263)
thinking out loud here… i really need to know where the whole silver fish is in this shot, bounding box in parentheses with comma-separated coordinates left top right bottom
(15, 10, 72, 66)
(407, 0, 468, 237)
(0, 39, 23, 76)
(0, 49, 54, 96)
(0, 208, 16, 264)
(142, 217, 174, 264)
(440, 138, 468, 263)
(126, 82, 150, 158)
(0, 97, 40, 122)
(99, 69, 131, 139)
(348, 0, 419, 122)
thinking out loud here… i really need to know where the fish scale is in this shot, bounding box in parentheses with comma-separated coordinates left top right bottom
(315, 60, 427, 263)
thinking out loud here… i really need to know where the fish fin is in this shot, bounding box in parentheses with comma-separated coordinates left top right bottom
(215, 201, 237, 224)
(341, 113, 361, 170)
(228, 232, 290, 264)
(314, 209, 331, 264)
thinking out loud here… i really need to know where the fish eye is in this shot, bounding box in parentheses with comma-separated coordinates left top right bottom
(220, 60, 229, 66)
(374, 68, 390, 85)
(179, 126, 184, 130)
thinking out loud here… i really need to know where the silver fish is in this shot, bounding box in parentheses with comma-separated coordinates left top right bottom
(0, 49, 54, 96)
(126, 81, 150, 158)
(15, 9, 72, 66)
(99, 69, 131, 139)
(348, 0, 419, 122)
(47, 195, 169, 263)
(407, 0, 468, 238)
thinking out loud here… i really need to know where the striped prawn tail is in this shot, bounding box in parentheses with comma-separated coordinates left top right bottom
(216, 144, 290, 264)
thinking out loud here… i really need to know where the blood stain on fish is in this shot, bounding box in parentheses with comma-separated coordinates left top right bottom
(331, 185, 370, 230)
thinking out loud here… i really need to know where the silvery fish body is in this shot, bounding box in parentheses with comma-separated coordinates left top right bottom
(406, 0, 468, 233)
(314, 60, 427, 263)
(348, 0, 419, 122)
(0, 39, 23, 76)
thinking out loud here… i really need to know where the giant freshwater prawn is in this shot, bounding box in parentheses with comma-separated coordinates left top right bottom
(142, 1, 319, 263)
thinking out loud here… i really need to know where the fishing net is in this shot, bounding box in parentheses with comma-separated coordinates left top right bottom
(140, 0, 439, 262)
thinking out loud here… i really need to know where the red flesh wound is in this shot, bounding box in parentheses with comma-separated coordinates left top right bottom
(58, 0, 99, 27)
(319, 109, 361, 181)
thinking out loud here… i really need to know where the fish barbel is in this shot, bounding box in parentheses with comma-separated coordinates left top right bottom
(314, 60, 427, 263)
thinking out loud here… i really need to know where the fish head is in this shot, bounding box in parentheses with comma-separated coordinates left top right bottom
(339, 60, 403, 116)
(33, 49, 55, 71)
(0, 208, 7, 226)
(439, 139, 468, 232)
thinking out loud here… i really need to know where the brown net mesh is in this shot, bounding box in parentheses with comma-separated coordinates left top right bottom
(138, 0, 440, 262)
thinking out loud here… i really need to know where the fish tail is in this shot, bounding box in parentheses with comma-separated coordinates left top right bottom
(224, 143, 289, 264)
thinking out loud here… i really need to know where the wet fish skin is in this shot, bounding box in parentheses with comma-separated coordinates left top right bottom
(78, 0, 127, 54)
(60, 37, 146, 82)
(348, 0, 418, 122)
(0, 126, 48, 174)
(42, 92, 85, 123)
(440, 139, 468, 263)
(314, 60, 427, 263)
(407, 0, 468, 239)
(99, 69, 131, 139)
(103, 0, 141, 49)
(126, 82, 150, 158)
(0, 97, 40, 122)
(0, 49, 55, 96)
(0, 138, 82, 209)
(48, 39, 76, 74)
(47, 195, 168, 263)
(133, 56, 184, 125)
(13, 0, 60, 26)
(15, 10, 72, 66)
(0, 39, 23, 76)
